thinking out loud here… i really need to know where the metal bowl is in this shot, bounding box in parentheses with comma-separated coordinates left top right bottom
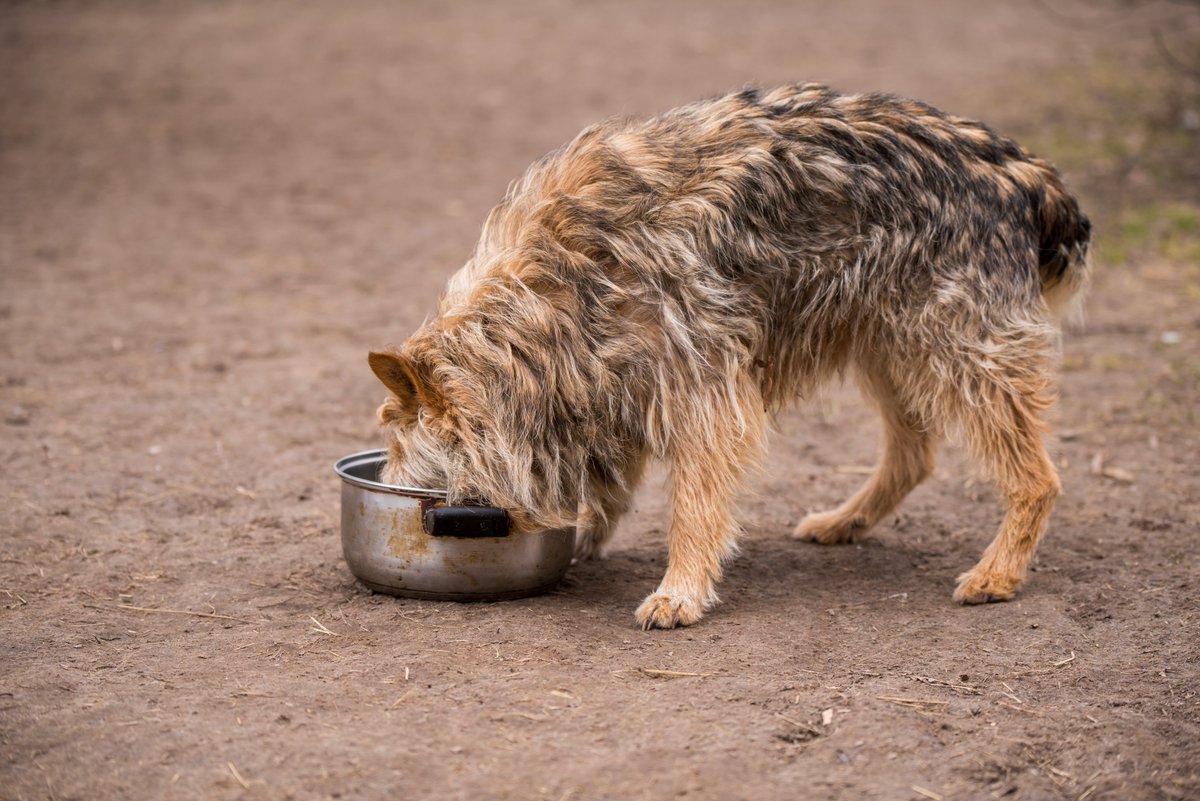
(334, 450, 575, 601)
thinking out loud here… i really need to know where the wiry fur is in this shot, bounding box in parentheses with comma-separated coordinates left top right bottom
(369, 83, 1091, 629)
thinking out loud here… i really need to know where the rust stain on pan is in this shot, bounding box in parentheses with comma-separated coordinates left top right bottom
(386, 507, 430, 558)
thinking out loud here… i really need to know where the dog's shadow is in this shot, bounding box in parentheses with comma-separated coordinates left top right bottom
(722, 530, 936, 618)
(558, 524, 953, 625)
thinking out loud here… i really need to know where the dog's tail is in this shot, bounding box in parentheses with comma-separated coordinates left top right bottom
(1028, 159, 1091, 322)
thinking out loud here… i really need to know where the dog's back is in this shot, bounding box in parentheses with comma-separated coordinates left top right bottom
(633, 83, 1091, 312)
(457, 84, 1090, 406)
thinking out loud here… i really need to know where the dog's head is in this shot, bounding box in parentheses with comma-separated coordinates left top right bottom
(368, 348, 457, 492)
(368, 314, 586, 534)
(368, 344, 547, 533)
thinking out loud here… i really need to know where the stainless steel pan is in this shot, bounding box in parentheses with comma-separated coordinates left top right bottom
(334, 450, 575, 600)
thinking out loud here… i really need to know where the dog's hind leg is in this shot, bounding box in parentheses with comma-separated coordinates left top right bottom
(575, 453, 648, 561)
(912, 316, 1056, 599)
(635, 372, 766, 629)
(950, 330, 1061, 603)
(794, 364, 937, 544)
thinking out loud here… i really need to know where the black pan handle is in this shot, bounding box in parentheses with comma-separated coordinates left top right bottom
(423, 505, 510, 538)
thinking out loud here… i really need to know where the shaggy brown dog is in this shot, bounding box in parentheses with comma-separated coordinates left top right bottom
(368, 83, 1090, 629)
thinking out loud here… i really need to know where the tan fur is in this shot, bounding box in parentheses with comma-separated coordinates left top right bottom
(368, 83, 1091, 628)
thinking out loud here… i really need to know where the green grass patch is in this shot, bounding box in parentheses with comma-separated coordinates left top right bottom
(1006, 29, 1200, 246)
(1096, 202, 1200, 266)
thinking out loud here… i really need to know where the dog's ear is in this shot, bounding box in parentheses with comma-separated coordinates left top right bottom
(369, 350, 419, 401)
(369, 350, 442, 422)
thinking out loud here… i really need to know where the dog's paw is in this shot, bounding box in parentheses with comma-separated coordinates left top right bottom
(792, 509, 868, 544)
(953, 568, 1021, 604)
(572, 529, 608, 563)
(635, 589, 707, 630)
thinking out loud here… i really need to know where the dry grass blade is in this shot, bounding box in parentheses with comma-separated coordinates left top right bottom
(1101, 467, 1135, 483)
(774, 711, 809, 728)
(827, 592, 908, 613)
(85, 603, 249, 623)
(640, 668, 712, 679)
(228, 762, 249, 790)
(908, 674, 982, 695)
(999, 681, 1023, 704)
(912, 786, 944, 801)
(1053, 651, 1077, 668)
(1, 589, 28, 606)
(999, 701, 1043, 716)
(309, 615, 340, 636)
(878, 695, 950, 709)
(774, 711, 822, 741)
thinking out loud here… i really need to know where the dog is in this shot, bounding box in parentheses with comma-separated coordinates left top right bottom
(368, 83, 1090, 629)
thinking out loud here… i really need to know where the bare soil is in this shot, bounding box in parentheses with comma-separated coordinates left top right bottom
(2, 2, 1198, 800)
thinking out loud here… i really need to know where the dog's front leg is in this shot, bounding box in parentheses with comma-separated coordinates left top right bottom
(635, 444, 737, 629)
(635, 384, 763, 629)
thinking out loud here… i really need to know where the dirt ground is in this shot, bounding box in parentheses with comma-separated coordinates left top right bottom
(2, 1, 1198, 799)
